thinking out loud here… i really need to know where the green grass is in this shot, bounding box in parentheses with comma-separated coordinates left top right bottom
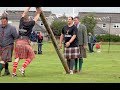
(0, 42, 120, 83)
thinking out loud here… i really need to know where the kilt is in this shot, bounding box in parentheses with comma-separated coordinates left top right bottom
(64, 47, 80, 59)
(0, 45, 14, 62)
(79, 45, 87, 58)
(14, 38, 35, 60)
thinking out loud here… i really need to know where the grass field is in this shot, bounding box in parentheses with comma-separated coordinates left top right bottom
(0, 41, 120, 83)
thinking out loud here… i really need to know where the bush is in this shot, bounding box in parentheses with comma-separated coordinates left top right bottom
(81, 14, 97, 34)
(50, 20, 67, 36)
(96, 34, 120, 42)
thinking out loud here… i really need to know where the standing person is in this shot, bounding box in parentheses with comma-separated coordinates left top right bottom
(59, 16, 80, 74)
(74, 16, 87, 73)
(88, 32, 94, 53)
(37, 32, 43, 54)
(91, 35, 97, 52)
(0, 16, 19, 76)
(30, 31, 37, 54)
(12, 7, 41, 77)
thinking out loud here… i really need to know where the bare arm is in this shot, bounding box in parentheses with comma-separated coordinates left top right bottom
(68, 35, 76, 44)
(11, 26, 19, 40)
(33, 7, 41, 23)
(21, 7, 31, 17)
(65, 35, 76, 47)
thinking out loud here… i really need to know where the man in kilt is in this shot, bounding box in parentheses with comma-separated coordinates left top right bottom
(12, 7, 41, 77)
(0, 16, 19, 76)
(74, 16, 87, 73)
(59, 16, 80, 74)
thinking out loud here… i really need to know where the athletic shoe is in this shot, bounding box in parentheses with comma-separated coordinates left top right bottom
(19, 68, 25, 76)
(69, 70, 73, 74)
(12, 73, 17, 77)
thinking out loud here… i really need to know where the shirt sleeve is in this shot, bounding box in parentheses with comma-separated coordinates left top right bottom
(19, 17, 24, 29)
(20, 17, 24, 23)
(11, 26, 19, 40)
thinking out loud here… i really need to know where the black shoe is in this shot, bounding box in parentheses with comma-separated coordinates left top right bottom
(12, 73, 17, 77)
(38, 52, 42, 54)
(19, 68, 25, 77)
(2, 70, 10, 76)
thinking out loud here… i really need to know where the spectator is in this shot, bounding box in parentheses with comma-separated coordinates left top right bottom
(30, 31, 37, 54)
(37, 32, 43, 54)
(73, 16, 87, 73)
(91, 35, 97, 52)
(59, 16, 80, 74)
(88, 32, 94, 53)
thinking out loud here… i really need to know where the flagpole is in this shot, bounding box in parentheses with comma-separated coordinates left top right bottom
(108, 16, 111, 53)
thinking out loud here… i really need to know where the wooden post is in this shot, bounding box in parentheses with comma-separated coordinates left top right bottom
(39, 7, 70, 73)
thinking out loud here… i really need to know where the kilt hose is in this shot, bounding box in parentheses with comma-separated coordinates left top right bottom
(79, 45, 87, 58)
(14, 38, 35, 60)
(64, 47, 80, 60)
(0, 44, 14, 63)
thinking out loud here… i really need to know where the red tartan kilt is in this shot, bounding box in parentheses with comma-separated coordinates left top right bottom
(14, 39, 35, 60)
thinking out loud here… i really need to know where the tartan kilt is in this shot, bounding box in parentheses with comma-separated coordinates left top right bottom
(79, 45, 87, 58)
(64, 47, 80, 59)
(0, 45, 14, 62)
(14, 39, 35, 60)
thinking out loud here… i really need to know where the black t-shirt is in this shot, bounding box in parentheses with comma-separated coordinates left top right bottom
(62, 25, 78, 47)
(19, 17, 35, 38)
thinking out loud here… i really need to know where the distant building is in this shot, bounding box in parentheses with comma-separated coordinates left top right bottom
(78, 12, 120, 35)
(0, 10, 58, 41)
(57, 13, 68, 22)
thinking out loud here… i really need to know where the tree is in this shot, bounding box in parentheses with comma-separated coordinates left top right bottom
(81, 14, 97, 35)
(51, 20, 67, 36)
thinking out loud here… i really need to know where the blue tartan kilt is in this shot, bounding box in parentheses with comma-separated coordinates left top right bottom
(0, 45, 14, 62)
(64, 47, 80, 59)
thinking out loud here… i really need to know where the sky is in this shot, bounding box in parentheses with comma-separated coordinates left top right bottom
(0, 7, 120, 17)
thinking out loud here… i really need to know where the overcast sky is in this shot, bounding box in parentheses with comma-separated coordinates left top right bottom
(0, 7, 120, 17)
